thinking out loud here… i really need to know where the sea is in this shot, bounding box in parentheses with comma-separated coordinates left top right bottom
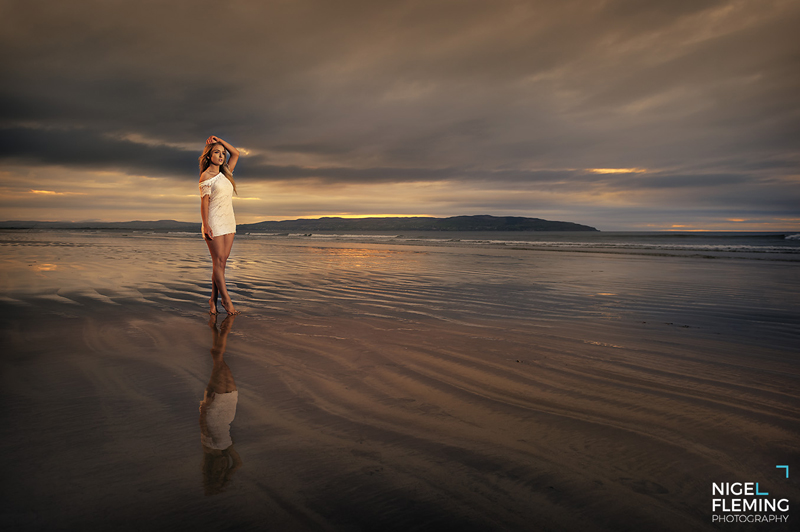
(206, 229, 800, 260)
(2, 228, 798, 346)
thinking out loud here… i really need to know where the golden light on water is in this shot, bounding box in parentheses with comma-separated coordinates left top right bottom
(308, 247, 410, 272)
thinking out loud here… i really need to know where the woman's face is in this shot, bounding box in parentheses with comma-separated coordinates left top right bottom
(209, 145, 226, 166)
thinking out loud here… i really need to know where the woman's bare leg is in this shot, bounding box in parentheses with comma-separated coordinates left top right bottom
(210, 282, 219, 314)
(205, 239, 220, 314)
(206, 233, 238, 314)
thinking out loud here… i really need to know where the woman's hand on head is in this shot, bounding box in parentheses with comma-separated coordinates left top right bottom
(206, 136, 220, 145)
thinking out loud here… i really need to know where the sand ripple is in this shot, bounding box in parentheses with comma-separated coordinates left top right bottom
(1, 232, 798, 530)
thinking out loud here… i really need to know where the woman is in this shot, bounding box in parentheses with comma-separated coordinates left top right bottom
(199, 135, 241, 315)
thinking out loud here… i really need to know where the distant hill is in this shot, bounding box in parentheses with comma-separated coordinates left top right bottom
(242, 215, 598, 232)
(0, 215, 598, 232)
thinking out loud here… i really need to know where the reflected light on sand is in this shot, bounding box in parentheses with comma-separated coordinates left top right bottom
(310, 247, 406, 270)
(32, 263, 58, 271)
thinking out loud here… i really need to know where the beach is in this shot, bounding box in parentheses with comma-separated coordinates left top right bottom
(1, 230, 798, 531)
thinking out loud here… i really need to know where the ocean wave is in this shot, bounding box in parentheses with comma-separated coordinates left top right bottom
(309, 233, 400, 239)
(311, 235, 800, 253)
(212, 231, 800, 256)
(458, 240, 800, 253)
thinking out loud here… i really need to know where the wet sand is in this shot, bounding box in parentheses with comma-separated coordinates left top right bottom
(1, 231, 798, 531)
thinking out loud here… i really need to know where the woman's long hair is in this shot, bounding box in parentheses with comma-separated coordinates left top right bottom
(199, 143, 237, 194)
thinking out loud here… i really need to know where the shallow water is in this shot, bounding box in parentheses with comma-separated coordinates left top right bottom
(2, 231, 798, 348)
(239, 230, 800, 259)
(1, 231, 799, 531)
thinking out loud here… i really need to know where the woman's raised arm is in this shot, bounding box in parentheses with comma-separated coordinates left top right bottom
(206, 136, 240, 172)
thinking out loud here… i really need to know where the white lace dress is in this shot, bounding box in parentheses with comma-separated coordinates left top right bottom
(199, 172, 236, 237)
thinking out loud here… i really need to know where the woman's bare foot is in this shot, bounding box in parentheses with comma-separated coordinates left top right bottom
(208, 297, 218, 315)
(221, 298, 240, 315)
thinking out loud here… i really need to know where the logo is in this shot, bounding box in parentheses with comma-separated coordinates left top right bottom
(711, 466, 790, 524)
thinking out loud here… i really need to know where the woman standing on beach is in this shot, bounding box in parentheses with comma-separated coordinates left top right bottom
(199, 136, 240, 315)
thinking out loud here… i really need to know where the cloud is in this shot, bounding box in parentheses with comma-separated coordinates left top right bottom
(0, 126, 196, 175)
(0, 0, 798, 228)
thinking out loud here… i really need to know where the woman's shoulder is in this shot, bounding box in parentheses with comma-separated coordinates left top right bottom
(199, 170, 220, 183)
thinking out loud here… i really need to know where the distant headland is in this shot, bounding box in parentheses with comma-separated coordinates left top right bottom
(0, 215, 599, 232)
(242, 215, 598, 232)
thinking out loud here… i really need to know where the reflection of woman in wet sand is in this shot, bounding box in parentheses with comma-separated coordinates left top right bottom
(199, 314, 242, 495)
(199, 135, 241, 315)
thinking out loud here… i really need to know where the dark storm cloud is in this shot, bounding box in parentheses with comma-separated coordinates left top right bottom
(1, 0, 798, 225)
(0, 124, 586, 184)
(0, 127, 196, 174)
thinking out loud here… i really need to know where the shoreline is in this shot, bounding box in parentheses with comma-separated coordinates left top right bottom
(3, 228, 799, 262)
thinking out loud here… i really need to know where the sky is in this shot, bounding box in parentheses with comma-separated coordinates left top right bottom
(1, 0, 798, 231)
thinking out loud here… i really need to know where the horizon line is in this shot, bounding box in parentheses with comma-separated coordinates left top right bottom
(1, 218, 798, 234)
